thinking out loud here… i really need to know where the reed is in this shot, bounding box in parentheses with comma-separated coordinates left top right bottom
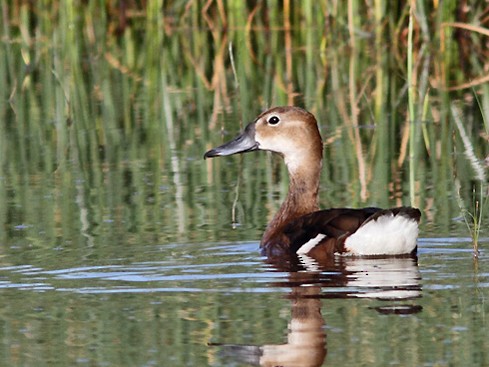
(0, 1, 488, 248)
(407, 2, 416, 206)
(455, 180, 487, 257)
(452, 102, 488, 256)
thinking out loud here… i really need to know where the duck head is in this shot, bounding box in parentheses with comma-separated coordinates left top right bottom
(204, 106, 323, 173)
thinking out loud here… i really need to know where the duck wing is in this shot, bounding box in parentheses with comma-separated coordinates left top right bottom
(269, 207, 421, 258)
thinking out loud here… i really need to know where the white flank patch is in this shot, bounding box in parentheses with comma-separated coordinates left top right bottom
(296, 233, 326, 255)
(344, 214, 418, 255)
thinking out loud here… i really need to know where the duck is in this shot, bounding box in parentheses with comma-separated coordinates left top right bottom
(204, 106, 421, 261)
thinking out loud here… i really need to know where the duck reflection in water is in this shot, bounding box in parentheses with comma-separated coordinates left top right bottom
(210, 257, 422, 367)
(210, 271, 326, 367)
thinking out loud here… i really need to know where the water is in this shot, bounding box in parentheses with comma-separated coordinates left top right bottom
(0, 234, 487, 366)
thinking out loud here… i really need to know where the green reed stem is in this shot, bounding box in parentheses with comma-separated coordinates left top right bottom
(407, 4, 416, 206)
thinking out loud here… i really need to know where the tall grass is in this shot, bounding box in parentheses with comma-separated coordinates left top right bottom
(0, 1, 488, 248)
(452, 102, 488, 256)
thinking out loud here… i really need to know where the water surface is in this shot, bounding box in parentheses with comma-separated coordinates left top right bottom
(0, 234, 487, 366)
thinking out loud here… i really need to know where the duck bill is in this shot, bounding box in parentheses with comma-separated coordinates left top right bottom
(204, 123, 258, 159)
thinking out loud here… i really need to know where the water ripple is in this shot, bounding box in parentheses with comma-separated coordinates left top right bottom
(0, 238, 486, 297)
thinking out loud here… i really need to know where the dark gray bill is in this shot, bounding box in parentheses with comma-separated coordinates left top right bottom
(204, 123, 258, 159)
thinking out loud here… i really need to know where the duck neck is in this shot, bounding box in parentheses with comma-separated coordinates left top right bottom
(261, 159, 322, 245)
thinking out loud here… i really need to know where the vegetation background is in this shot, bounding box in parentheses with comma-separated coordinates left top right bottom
(1, 0, 487, 245)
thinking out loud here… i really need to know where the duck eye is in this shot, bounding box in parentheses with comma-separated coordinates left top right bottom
(267, 115, 280, 125)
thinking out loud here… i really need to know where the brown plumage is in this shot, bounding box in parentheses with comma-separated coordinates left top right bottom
(204, 106, 421, 263)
